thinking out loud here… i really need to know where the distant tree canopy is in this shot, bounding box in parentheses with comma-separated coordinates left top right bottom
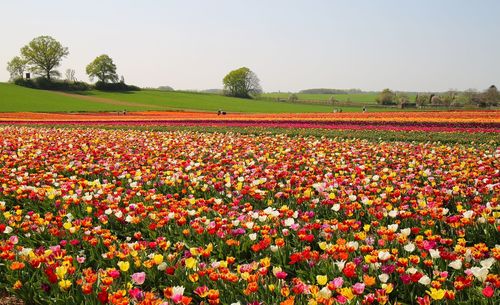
(158, 86, 174, 91)
(86, 55, 119, 83)
(20, 36, 69, 80)
(223, 67, 262, 98)
(288, 93, 298, 102)
(483, 85, 500, 107)
(299, 88, 363, 94)
(376, 88, 396, 105)
(6, 56, 28, 81)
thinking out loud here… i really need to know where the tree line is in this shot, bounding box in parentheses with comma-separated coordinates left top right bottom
(299, 88, 363, 94)
(7, 36, 139, 91)
(376, 87, 499, 108)
(6, 36, 262, 97)
(5, 36, 498, 105)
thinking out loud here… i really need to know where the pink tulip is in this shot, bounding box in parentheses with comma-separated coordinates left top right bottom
(352, 282, 366, 295)
(275, 271, 287, 279)
(332, 277, 344, 288)
(131, 272, 146, 285)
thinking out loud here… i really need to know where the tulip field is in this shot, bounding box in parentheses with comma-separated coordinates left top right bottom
(0, 112, 499, 304)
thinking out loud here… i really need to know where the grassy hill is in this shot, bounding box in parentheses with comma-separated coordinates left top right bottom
(0, 83, 341, 113)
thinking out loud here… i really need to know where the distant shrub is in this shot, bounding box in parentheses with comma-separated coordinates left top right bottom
(14, 78, 36, 88)
(328, 96, 338, 105)
(95, 81, 140, 91)
(288, 94, 298, 102)
(158, 86, 174, 91)
(14, 77, 90, 91)
(376, 89, 396, 105)
(430, 95, 442, 105)
(415, 94, 430, 107)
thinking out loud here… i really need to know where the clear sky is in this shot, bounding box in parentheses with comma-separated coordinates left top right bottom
(1, 0, 499, 92)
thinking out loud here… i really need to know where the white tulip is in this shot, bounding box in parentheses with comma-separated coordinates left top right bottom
(378, 273, 389, 283)
(284, 218, 295, 227)
(404, 243, 416, 252)
(480, 258, 496, 269)
(429, 249, 440, 259)
(418, 275, 431, 285)
(470, 267, 489, 282)
(331, 204, 340, 212)
(448, 260, 462, 270)
(378, 251, 391, 261)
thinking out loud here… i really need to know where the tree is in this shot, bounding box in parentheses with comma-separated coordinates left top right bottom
(376, 89, 395, 105)
(20, 36, 69, 80)
(65, 69, 76, 82)
(223, 67, 262, 98)
(483, 85, 500, 107)
(288, 94, 298, 102)
(328, 96, 338, 106)
(415, 94, 430, 107)
(396, 93, 410, 105)
(441, 90, 458, 107)
(430, 94, 442, 105)
(6, 56, 28, 81)
(86, 55, 119, 83)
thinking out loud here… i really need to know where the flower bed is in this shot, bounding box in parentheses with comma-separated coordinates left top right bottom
(0, 126, 498, 304)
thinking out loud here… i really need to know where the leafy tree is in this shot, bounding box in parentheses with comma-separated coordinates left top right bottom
(288, 94, 298, 102)
(430, 94, 442, 105)
(396, 93, 410, 105)
(20, 36, 69, 80)
(440, 91, 458, 107)
(223, 67, 262, 98)
(483, 85, 500, 107)
(6, 56, 28, 81)
(463, 89, 478, 105)
(86, 55, 119, 83)
(376, 88, 395, 105)
(415, 94, 430, 107)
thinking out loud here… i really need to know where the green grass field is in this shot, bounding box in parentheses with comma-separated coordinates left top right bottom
(263, 92, 417, 105)
(0, 83, 343, 113)
(0, 83, 417, 113)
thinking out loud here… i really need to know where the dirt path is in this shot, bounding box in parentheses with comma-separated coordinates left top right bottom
(54, 91, 170, 110)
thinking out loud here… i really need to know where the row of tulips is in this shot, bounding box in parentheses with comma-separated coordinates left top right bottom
(0, 126, 498, 304)
(1, 119, 499, 133)
(0, 111, 498, 123)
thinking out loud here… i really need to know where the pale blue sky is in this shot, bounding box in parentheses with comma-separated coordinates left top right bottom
(1, 0, 499, 92)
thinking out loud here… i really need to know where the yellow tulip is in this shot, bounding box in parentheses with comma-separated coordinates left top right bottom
(339, 287, 354, 300)
(316, 275, 328, 286)
(189, 273, 199, 282)
(153, 254, 163, 265)
(58, 280, 72, 291)
(117, 261, 130, 272)
(55, 266, 67, 279)
(185, 257, 197, 269)
(427, 288, 445, 300)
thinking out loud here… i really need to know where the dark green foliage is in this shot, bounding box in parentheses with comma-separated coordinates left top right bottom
(20, 36, 69, 80)
(223, 67, 262, 98)
(94, 81, 140, 91)
(14, 77, 90, 91)
(376, 88, 396, 105)
(86, 55, 119, 83)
